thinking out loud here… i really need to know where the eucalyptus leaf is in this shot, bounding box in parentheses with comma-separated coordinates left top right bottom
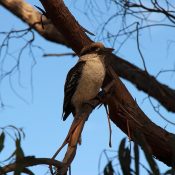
(0, 132, 5, 152)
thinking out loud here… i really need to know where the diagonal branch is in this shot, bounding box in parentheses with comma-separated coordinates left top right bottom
(38, 0, 92, 54)
(1, 0, 175, 112)
(110, 54, 175, 113)
(0, 0, 68, 46)
(104, 65, 175, 167)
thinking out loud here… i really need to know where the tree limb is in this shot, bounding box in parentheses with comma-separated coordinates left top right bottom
(1, 0, 175, 112)
(0, 156, 65, 174)
(0, 0, 68, 46)
(104, 65, 175, 167)
(39, 0, 92, 54)
(110, 54, 175, 113)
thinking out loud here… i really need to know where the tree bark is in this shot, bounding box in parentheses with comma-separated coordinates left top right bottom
(38, 0, 92, 54)
(1, 0, 175, 112)
(103, 69, 174, 166)
(0, 157, 64, 174)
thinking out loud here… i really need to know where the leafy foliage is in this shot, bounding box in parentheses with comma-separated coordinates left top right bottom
(0, 126, 34, 175)
(104, 161, 114, 175)
(14, 138, 25, 175)
(0, 132, 5, 153)
(102, 137, 175, 175)
(134, 142, 139, 175)
(134, 131, 160, 175)
(118, 138, 131, 175)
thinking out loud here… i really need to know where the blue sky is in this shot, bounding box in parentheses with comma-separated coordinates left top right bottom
(0, 0, 175, 174)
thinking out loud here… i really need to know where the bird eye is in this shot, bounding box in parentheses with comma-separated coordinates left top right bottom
(96, 48, 101, 52)
(91, 46, 100, 52)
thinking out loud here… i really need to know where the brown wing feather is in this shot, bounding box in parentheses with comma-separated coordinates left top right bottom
(62, 61, 85, 121)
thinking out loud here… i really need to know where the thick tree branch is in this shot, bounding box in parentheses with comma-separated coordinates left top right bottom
(39, 0, 92, 54)
(0, 156, 65, 174)
(110, 54, 175, 113)
(39, 0, 175, 167)
(0, 0, 68, 46)
(1, 0, 175, 112)
(103, 66, 175, 167)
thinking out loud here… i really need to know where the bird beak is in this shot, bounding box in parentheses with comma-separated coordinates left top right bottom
(102, 47, 114, 53)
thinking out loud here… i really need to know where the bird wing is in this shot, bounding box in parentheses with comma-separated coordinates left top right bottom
(62, 61, 85, 121)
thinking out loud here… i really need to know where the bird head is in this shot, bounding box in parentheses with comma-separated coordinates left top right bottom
(79, 42, 114, 56)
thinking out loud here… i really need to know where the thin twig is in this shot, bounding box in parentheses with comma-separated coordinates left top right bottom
(104, 104, 112, 147)
(43, 53, 76, 57)
(136, 22, 148, 72)
(127, 120, 131, 140)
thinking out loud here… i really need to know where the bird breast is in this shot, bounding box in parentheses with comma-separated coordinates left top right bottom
(72, 55, 105, 113)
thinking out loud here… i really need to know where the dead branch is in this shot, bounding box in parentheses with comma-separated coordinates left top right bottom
(124, 1, 175, 24)
(0, 156, 64, 174)
(43, 53, 76, 57)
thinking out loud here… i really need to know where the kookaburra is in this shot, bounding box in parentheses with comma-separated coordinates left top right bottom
(62, 42, 113, 121)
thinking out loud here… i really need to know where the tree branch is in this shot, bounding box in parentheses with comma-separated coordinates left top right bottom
(110, 54, 175, 113)
(103, 66, 175, 167)
(0, 156, 65, 174)
(1, 0, 175, 112)
(39, 0, 92, 54)
(0, 0, 68, 46)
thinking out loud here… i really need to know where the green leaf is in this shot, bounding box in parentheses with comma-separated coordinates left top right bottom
(134, 131, 160, 175)
(104, 161, 114, 175)
(164, 168, 175, 175)
(15, 138, 24, 160)
(14, 138, 25, 175)
(0, 132, 5, 152)
(134, 142, 139, 175)
(169, 135, 175, 168)
(118, 138, 131, 175)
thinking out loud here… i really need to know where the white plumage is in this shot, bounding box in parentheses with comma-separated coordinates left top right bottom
(71, 53, 106, 117)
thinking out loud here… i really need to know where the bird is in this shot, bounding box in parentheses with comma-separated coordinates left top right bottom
(62, 42, 113, 121)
